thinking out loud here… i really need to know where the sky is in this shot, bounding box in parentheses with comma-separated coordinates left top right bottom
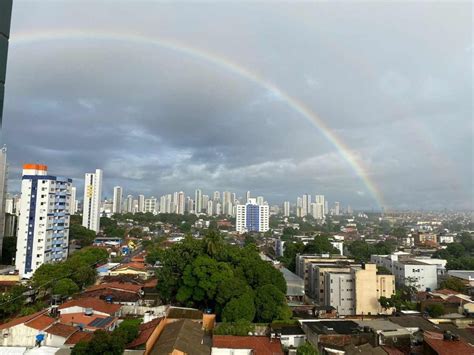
(1, 0, 472, 210)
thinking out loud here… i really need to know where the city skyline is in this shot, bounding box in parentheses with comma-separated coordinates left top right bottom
(1, 2, 472, 210)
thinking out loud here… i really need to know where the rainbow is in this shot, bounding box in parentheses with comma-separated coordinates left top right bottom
(11, 30, 385, 208)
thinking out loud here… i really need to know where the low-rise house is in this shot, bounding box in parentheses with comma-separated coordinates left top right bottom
(59, 312, 118, 332)
(0, 311, 55, 347)
(150, 319, 210, 355)
(212, 335, 283, 355)
(270, 324, 306, 350)
(423, 330, 474, 354)
(300, 320, 374, 353)
(417, 289, 473, 315)
(43, 323, 78, 347)
(58, 297, 122, 317)
(126, 317, 164, 352)
(109, 262, 150, 279)
(82, 282, 144, 305)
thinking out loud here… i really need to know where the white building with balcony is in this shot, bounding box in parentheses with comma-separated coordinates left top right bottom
(15, 164, 72, 278)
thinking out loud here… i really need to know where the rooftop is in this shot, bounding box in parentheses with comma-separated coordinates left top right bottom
(45, 323, 77, 338)
(213, 336, 283, 355)
(59, 297, 121, 315)
(150, 319, 210, 355)
(423, 331, 474, 354)
(302, 320, 360, 335)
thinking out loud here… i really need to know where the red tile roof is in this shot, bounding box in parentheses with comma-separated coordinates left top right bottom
(436, 289, 463, 295)
(45, 323, 78, 338)
(126, 317, 163, 349)
(213, 336, 283, 355)
(59, 297, 121, 315)
(86, 282, 142, 293)
(424, 331, 474, 355)
(25, 315, 56, 330)
(0, 310, 48, 330)
(64, 331, 94, 345)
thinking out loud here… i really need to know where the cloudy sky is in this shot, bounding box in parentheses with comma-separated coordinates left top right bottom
(1, 0, 472, 210)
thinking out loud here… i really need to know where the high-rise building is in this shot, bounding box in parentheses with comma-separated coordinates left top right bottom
(177, 191, 185, 215)
(302, 194, 309, 217)
(138, 194, 145, 213)
(145, 197, 157, 214)
(202, 194, 209, 212)
(213, 191, 220, 202)
(222, 191, 232, 215)
(0, 0, 13, 127)
(70, 186, 77, 215)
(126, 195, 133, 213)
(246, 191, 251, 202)
(235, 198, 269, 233)
(82, 169, 102, 233)
(194, 189, 202, 214)
(256, 196, 264, 206)
(0, 146, 7, 255)
(334, 201, 340, 216)
(296, 197, 303, 217)
(207, 200, 213, 216)
(324, 200, 329, 216)
(112, 186, 123, 214)
(15, 164, 71, 278)
(315, 195, 325, 215)
(283, 201, 290, 217)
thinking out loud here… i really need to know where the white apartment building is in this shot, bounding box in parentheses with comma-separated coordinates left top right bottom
(138, 194, 145, 213)
(82, 169, 102, 233)
(283, 201, 290, 217)
(194, 189, 202, 214)
(112, 186, 123, 214)
(70, 186, 77, 215)
(15, 164, 71, 278)
(145, 197, 157, 214)
(235, 198, 269, 233)
(371, 253, 439, 291)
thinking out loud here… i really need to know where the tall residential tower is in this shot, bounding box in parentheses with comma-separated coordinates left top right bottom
(15, 164, 72, 278)
(0, 0, 13, 127)
(82, 169, 102, 233)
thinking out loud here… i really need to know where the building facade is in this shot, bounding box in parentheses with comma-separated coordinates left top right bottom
(82, 169, 102, 233)
(0, 0, 13, 126)
(112, 186, 123, 214)
(15, 164, 72, 278)
(0, 146, 7, 255)
(235, 198, 269, 233)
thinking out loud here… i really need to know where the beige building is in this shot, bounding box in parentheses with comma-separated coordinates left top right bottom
(324, 263, 395, 316)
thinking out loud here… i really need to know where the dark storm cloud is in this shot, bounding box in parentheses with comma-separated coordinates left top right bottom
(1, 0, 472, 210)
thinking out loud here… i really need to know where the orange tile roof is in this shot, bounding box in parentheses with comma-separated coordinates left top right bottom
(86, 282, 142, 293)
(60, 313, 116, 330)
(0, 310, 49, 330)
(127, 317, 163, 349)
(58, 297, 121, 315)
(25, 315, 56, 330)
(45, 323, 77, 338)
(115, 262, 146, 271)
(424, 331, 474, 354)
(64, 331, 94, 345)
(213, 336, 283, 355)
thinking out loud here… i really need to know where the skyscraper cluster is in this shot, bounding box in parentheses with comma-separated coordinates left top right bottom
(281, 194, 351, 219)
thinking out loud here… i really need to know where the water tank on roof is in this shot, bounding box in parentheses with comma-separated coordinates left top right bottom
(84, 308, 93, 316)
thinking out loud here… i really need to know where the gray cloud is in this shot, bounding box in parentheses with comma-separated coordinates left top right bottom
(1, 0, 472, 210)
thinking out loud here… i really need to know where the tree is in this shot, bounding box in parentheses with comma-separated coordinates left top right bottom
(297, 342, 319, 355)
(72, 330, 125, 355)
(53, 278, 79, 297)
(177, 256, 234, 307)
(203, 229, 223, 256)
(112, 318, 142, 344)
(439, 277, 466, 293)
(69, 224, 96, 247)
(255, 285, 292, 322)
(426, 304, 445, 318)
(213, 320, 255, 336)
(222, 292, 256, 322)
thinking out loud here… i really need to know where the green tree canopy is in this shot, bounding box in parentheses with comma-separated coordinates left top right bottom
(255, 285, 292, 322)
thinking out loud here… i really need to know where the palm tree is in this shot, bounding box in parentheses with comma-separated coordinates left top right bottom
(204, 230, 222, 256)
